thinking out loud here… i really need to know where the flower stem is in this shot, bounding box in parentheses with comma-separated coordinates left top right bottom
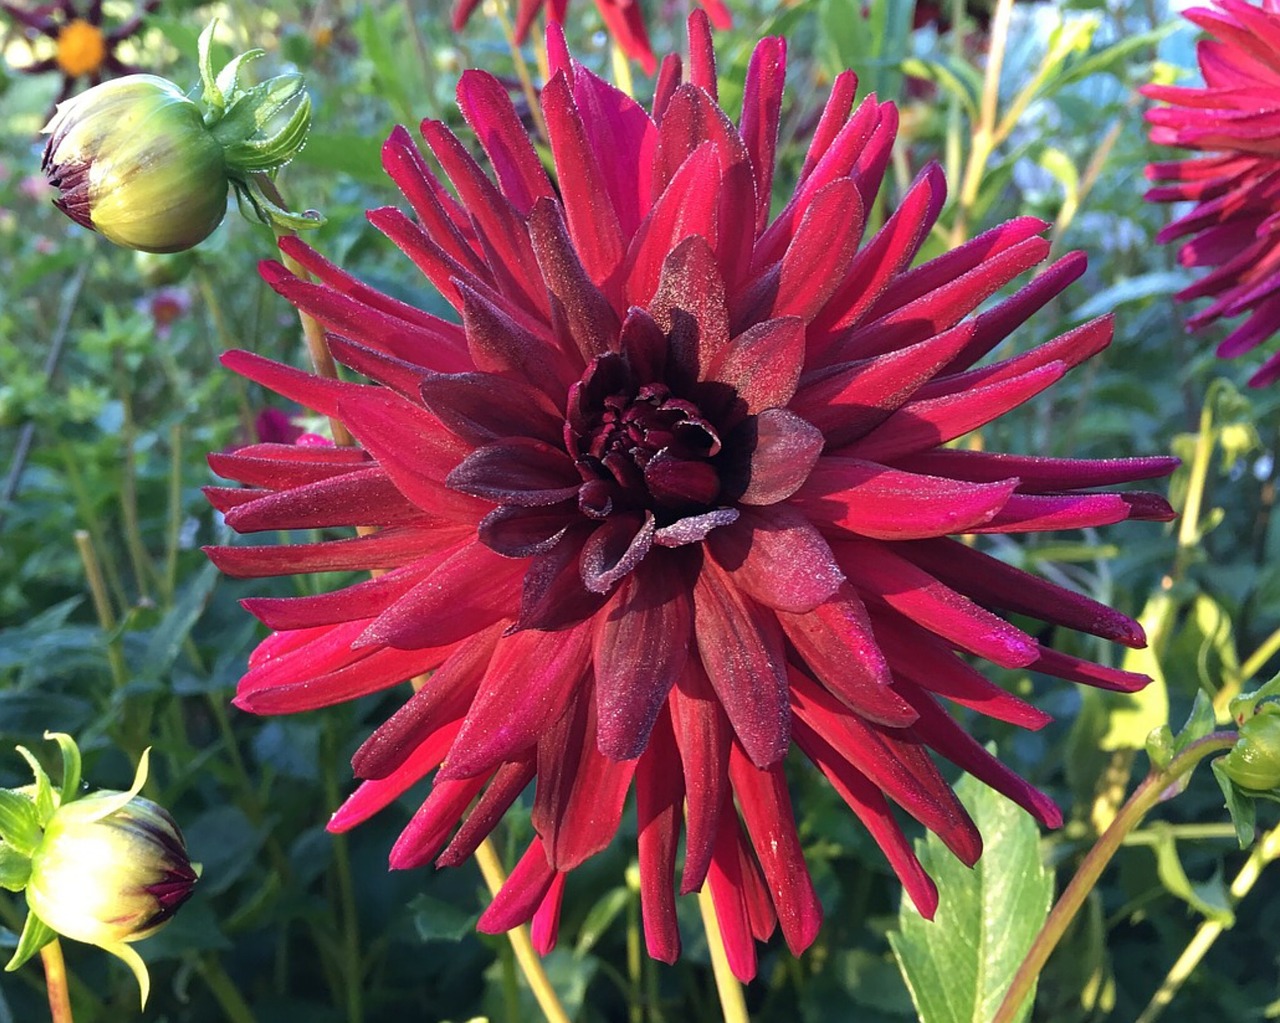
(992, 732, 1239, 1023)
(195, 954, 257, 1023)
(41, 939, 74, 1023)
(473, 839, 571, 1023)
(695, 886, 748, 1023)
(73, 529, 128, 690)
(1135, 820, 1280, 1023)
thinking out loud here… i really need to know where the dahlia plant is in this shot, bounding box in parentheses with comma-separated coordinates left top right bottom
(1144, 0, 1280, 386)
(204, 12, 1176, 982)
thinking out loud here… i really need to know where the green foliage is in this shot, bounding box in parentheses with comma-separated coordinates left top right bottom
(890, 773, 1053, 1023)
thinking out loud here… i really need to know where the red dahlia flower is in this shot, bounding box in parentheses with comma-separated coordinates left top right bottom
(207, 14, 1175, 980)
(1143, 0, 1280, 386)
(450, 0, 730, 75)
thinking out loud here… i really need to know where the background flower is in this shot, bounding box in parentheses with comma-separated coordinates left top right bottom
(1, 0, 160, 107)
(1143, 0, 1280, 386)
(206, 14, 1176, 980)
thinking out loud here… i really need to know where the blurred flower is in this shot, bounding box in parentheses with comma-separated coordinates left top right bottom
(17, 173, 54, 201)
(254, 407, 305, 445)
(0, 0, 159, 107)
(451, 0, 731, 75)
(207, 14, 1174, 979)
(0, 737, 198, 1008)
(1143, 0, 1280, 386)
(142, 285, 192, 339)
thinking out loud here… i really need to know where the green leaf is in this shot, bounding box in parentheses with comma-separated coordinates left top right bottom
(4, 911, 54, 973)
(0, 792, 40, 857)
(409, 895, 477, 944)
(900, 57, 980, 122)
(1212, 758, 1257, 849)
(1150, 825, 1235, 926)
(1094, 590, 1172, 752)
(889, 772, 1053, 1023)
(1070, 271, 1190, 322)
(0, 844, 31, 892)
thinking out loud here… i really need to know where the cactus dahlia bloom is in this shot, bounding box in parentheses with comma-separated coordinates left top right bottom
(207, 14, 1175, 980)
(1, 0, 159, 106)
(1143, 0, 1280, 386)
(450, 0, 730, 75)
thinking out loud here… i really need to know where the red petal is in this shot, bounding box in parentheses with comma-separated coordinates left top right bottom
(593, 554, 694, 759)
(728, 743, 823, 956)
(835, 538, 1040, 669)
(706, 504, 844, 613)
(476, 839, 557, 933)
(447, 437, 580, 507)
(635, 709, 684, 963)
(441, 618, 595, 779)
(692, 559, 791, 767)
(669, 659, 731, 893)
(729, 408, 824, 505)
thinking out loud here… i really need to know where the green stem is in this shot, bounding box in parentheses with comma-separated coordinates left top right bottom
(40, 939, 74, 1023)
(626, 886, 643, 1023)
(1136, 822, 1280, 1023)
(162, 423, 184, 606)
(73, 530, 129, 691)
(992, 732, 1239, 1023)
(195, 954, 258, 1023)
(696, 885, 749, 1023)
(474, 840, 571, 1023)
(114, 352, 157, 605)
(322, 725, 363, 1023)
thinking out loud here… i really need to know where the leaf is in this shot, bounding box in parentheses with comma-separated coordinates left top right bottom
(293, 132, 389, 185)
(0, 792, 39, 856)
(1213, 758, 1258, 849)
(1070, 271, 1190, 322)
(1149, 824, 1235, 926)
(1095, 590, 1172, 752)
(889, 771, 1053, 1023)
(409, 894, 477, 943)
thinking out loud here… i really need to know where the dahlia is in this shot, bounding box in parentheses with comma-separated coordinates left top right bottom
(1, 0, 159, 108)
(450, 0, 730, 75)
(1143, 0, 1280, 386)
(207, 14, 1174, 980)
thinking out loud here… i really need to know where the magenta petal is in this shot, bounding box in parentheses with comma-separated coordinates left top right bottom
(636, 713, 683, 964)
(594, 556, 694, 759)
(517, 526, 612, 631)
(478, 502, 575, 558)
(707, 504, 844, 613)
(738, 36, 786, 234)
(835, 538, 1041, 670)
(728, 743, 823, 956)
(389, 772, 489, 870)
(580, 513, 656, 593)
(437, 755, 537, 866)
(669, 660, 731, 893)
(692, 559, 791, 768)
(650, 234, 732, 384)
(799, 458, 1017, 540)
(653, 508, 740, 547)
(419, 372, 563, 446)
(532, 685, 637, 870)
(476, 839, 556, 933)
(729, 408, 825, 505)
(704, 316, 806, 415)
(356, 540, 524, 650)
(441, 618, 594, 780)
(447, 437, 581, 506)
(774, 584, 918, 726)
(456, 70, 555, 216)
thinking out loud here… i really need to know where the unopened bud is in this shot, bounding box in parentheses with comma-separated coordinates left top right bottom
(27, 789, 198, 946)
(1221, 713, 1280, 792)
(43, 76, 228, 253)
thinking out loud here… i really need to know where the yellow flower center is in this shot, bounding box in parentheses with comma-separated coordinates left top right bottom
(56, 20, 107, 78)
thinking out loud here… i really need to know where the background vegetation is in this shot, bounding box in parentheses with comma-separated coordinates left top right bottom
(1, 0, 1278, 1020)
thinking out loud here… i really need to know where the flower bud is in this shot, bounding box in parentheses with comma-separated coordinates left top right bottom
(1221, 713, 1280, 792)
(26, 788, 199, 947)
(42, 75, 228, 253)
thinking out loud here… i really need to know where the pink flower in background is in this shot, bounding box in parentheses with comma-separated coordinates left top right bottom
(207, 15, 1174, 978)
(450, 0, 730, 75)
(1143, 0, 1280, 386)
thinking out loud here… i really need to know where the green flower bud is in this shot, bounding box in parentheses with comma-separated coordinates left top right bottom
(42, 75, 228, 253)
(27, 791, 199, 947)
(1221, 713, 1280, 792)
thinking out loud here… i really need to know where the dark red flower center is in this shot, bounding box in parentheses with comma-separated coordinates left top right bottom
(566, 352, 727, 522)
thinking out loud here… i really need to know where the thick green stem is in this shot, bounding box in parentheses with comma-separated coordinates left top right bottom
(992, 732, 1239, 1023)
(196, 953, 258, 1023)
(41, 939, 74, 1023)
